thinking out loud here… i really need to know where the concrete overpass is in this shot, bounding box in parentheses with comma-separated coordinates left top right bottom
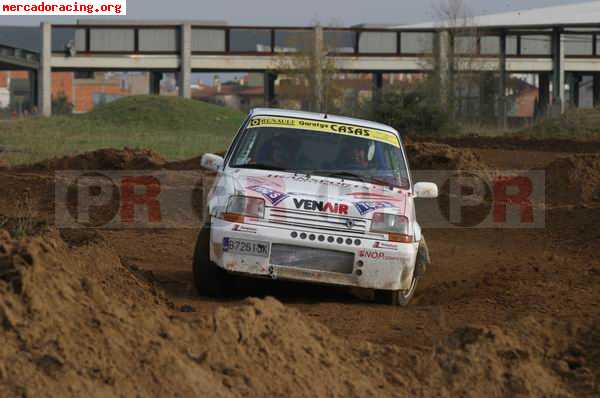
(6, 2, 600, 118)
(39, 21, 600, 118)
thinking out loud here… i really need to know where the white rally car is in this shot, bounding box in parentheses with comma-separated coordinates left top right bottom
(194, 108, 438, 305)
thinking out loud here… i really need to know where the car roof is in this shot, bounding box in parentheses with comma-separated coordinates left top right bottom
(249, 108, 400, 137)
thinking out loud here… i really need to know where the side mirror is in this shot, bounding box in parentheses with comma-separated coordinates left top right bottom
(414, 182, 438, 199)
(200, 153, 224, 172)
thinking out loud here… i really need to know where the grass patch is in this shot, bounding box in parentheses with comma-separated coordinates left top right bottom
(402, 106, 600, 140)
(520, 107, 600, 139)
(0, 95, 246, 165)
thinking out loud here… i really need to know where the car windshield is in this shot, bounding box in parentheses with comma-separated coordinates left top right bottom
(228, 117, 410, 188)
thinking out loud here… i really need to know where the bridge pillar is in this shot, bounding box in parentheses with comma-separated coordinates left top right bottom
(29, 70, 38, 111)
(313, 25, 325, 112)
(179, 23, 192, 99)
(149, 72, 162, 95)
(594, 74, 600, 107)
(372, 72, 383, 103)
(552, 28, 565, 114)
(437, 30, 450, 109)
(264, 72, 277, 106)
(39, 22, 52, 116)
(538, 72, 551, 116)
(567, 72, 581, 107)
(498, 32, 507, 129)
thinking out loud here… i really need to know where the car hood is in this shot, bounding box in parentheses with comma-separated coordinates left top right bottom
(226, 169, 408, 219)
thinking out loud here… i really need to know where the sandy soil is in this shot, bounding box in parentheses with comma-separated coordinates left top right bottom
(0, 142, 599, 397)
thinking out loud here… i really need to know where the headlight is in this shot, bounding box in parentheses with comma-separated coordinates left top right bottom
(224, 195, 265, 222)
(370, 212, 412, 243)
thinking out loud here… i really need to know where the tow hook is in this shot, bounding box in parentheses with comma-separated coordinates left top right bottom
(268, 266, 277, 279)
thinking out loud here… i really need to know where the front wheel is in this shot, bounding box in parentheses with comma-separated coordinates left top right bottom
(375, 236, 429, 306)
(374, 275, 419, 306)
(192, 224, 234, 297)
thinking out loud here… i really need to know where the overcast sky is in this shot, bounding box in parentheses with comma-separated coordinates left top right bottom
(0, 0, 592, 26)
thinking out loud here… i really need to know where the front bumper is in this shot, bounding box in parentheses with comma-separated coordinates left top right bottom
(209, 218, 419, 291)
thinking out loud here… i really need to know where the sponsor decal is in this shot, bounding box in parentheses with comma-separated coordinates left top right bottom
(293, 198, 349, 214)
(354, 201, 395, 215)
(348, 192, 400, 200)
(373, 241, 398, 250)
(232, 224, 257, 233)
(359, 249, 403, 261)
(247, 185, 289, 206)
(359, 249, 385, 259)
(248, 116, 400, 148)
(291, 175, 353, 187)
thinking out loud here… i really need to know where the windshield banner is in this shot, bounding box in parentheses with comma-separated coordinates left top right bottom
(247, 116, 400, 148)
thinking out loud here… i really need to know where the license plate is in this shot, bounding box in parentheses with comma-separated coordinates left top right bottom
(223, 238, 270, 257)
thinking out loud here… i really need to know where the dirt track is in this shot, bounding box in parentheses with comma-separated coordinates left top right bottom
(1, 143, 599, 396)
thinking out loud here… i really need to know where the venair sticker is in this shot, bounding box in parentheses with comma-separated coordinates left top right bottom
(247, 185, 289, 206)
(354, 201, 396, 215)
(248, 116, 400, 148)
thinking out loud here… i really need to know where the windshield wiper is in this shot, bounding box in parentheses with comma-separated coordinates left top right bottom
(311, 171, 369, 183)
(367, 176, 400, 189)
(231, 163, 288, 171)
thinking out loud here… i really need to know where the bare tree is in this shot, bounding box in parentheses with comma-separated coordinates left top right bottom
(432, 0, 499, 123)
(272, 25, 343, 113)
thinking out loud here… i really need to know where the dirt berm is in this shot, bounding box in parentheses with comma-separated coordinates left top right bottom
(23, 148, 168, 171)
(404, 142, 488, 172)
(14, 145, 487, 173)
(1, 230, 597, 397)
(545, 154, 600, 206)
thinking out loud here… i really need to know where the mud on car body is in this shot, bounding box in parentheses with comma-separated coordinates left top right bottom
(194, 108, 438, 305)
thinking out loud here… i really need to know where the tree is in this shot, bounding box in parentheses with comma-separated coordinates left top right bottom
(432, 0, 501, 123)
(52, 92, 74, 115)
(273, 25, 343, 113)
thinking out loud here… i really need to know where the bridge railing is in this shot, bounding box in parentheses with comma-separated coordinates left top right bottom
(562, 29, 600, 58)
(0, 43, 39, 63)
(50, 24, 600, 59)
(52, 25, 182, 54)
(191, 26, 437, 56)
(50, 24, 437, 57)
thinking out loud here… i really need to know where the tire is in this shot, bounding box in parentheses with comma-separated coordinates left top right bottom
(192, 224, 234, 297)
(375, 275, 418, 306)
(375, 236, 429, 306)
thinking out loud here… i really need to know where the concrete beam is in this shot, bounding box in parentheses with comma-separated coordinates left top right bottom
(564, 59, 600, 72)
(451, 57, 553, 72)
(191, 55, 277, 71)
(52, 53, 585, 74)
(51, 55, 180, 70)
(0, 56, 39, 70)
(179, 23, 192, 98)
(192, 55, 435, 72)
(333, 56, 433, 72)
(39, 22, 52, 117)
